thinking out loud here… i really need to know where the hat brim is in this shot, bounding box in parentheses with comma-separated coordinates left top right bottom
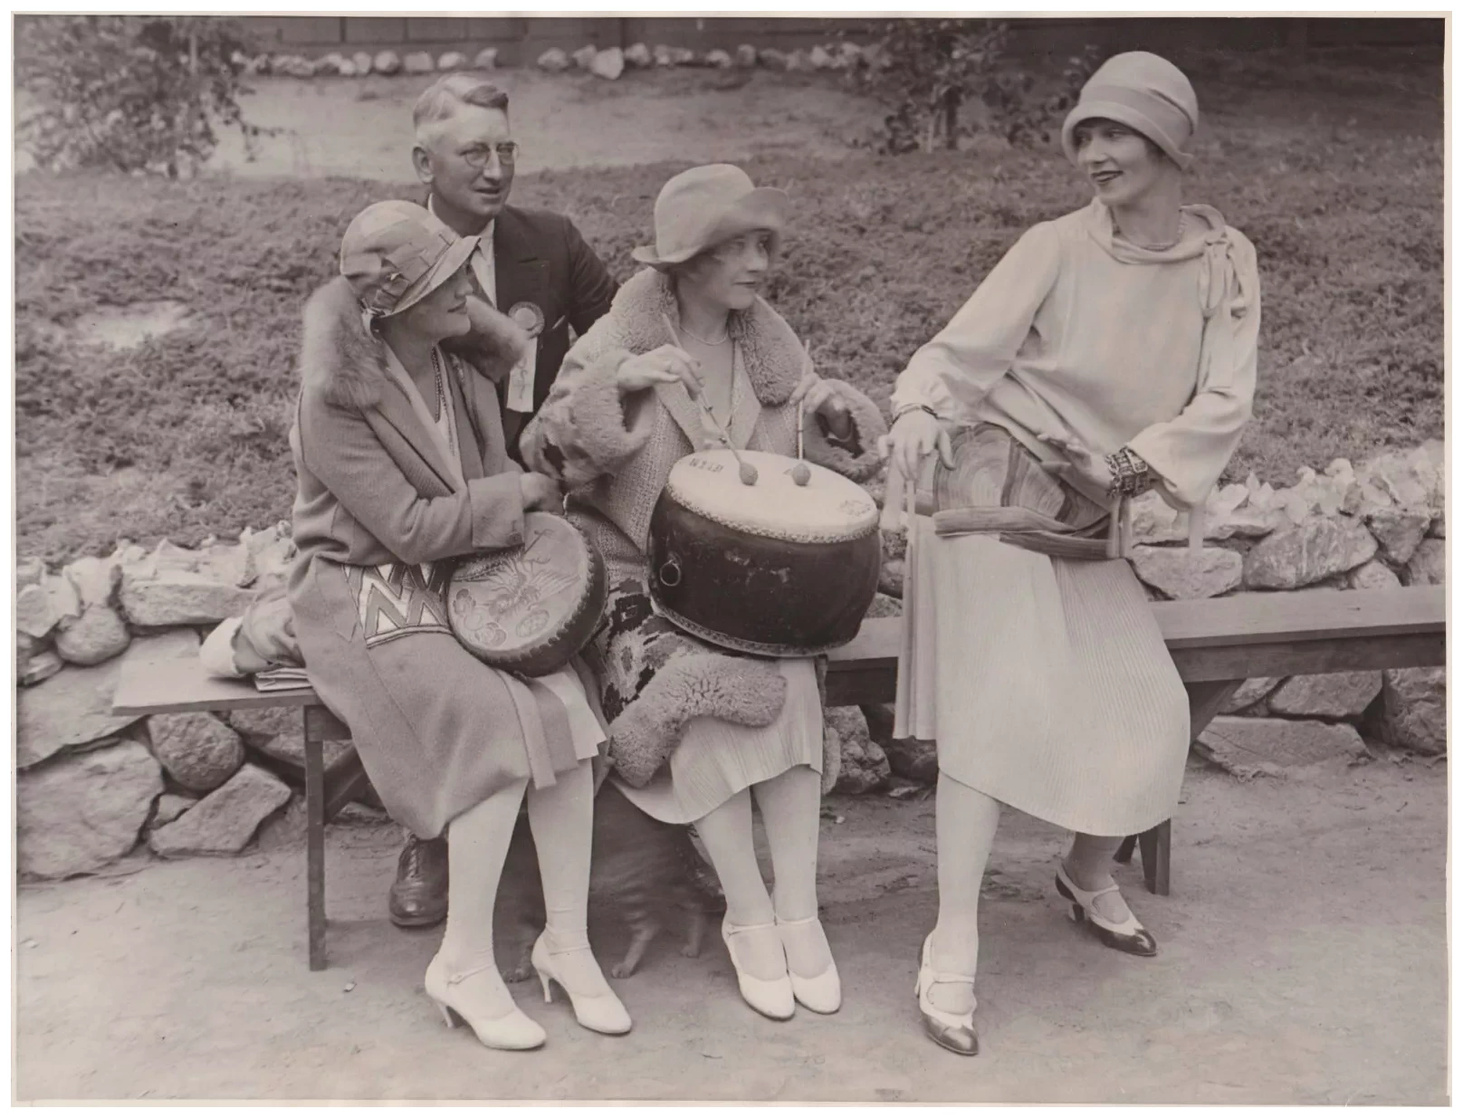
(632, 186, 789, 267)
(1061, 101, 1192, 170)
(388, 233, 481, 317)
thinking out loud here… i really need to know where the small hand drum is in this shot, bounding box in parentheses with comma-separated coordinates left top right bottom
(447, 512, 607, 677)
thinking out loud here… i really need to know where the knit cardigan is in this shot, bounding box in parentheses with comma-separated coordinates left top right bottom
(521, 267, 887, 586)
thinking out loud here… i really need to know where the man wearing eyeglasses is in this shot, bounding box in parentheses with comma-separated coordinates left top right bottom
(387, 71, 619, 932)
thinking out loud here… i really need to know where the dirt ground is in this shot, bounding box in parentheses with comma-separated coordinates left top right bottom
(207, 69, 873, 182)
(15, 756, 1446, 1104)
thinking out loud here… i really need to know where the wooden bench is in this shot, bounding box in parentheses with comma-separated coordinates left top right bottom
(112, 584, 1444, 971)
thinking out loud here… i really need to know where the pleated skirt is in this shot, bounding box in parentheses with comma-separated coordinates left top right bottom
(614, 658, 824, 825)
(893, 517, 1190, 836)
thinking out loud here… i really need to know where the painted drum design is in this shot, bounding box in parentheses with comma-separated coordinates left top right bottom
(447, 512, 607, 676)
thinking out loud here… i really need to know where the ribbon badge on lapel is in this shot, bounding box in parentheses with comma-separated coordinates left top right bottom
(505, 302, 545, 413)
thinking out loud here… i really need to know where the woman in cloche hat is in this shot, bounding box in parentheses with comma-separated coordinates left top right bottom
(290, 200, 630, 1051)
(520, 164, 888, 1022)
(884, 52, 1262, 1055)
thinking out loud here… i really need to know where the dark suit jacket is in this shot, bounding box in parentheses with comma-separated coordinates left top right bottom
(435, 199, 618, 457)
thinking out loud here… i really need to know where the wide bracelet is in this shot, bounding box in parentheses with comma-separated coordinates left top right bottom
(1105, 446, 1153, 501)
(892, 403, 939, 424)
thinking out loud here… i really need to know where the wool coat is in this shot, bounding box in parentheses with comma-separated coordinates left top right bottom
(289, 278, 603, 839)
(519, 267, 888, 787)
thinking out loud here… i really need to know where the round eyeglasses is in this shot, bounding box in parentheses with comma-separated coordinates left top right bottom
(459, 141, 519, 170)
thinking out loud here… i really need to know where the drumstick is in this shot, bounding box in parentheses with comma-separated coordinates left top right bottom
(660, 311, 757, 485)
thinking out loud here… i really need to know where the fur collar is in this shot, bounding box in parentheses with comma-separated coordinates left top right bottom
(299, 277, 527, 411)
(603, 268, 806, 406)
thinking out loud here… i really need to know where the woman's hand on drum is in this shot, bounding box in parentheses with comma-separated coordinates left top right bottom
(880, 409, 953, 482)
(519, 471, 564, 512)
(615, 346, 703, 398)
(1034, 432, 1114, 494)
(791, 374, 853, 439)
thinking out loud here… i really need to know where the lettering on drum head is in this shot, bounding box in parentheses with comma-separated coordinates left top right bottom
(686, 456, 724, 474)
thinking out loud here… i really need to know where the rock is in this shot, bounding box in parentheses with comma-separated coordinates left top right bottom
(735, 44, 758, 67)
(373, 50, 401, 75)
(352, 50, 373, 75)
(1364, 507, 1430, 565)
(1219, 676, 1280, 714)
(590, 46, 625, 80)
(1268, 672, 1383, 719)
(152, 793, 196, 828)
(859, 704, 934, 784)
(316, 51, 347, 76)
(271, 54, 313, 78)
(1379, 667, 1446, 755)
(670, 47, 696, 66)
(1130, 491, 1188, 544)
(826, 707, 889, 794)
(18, 741, 163, 879)
(149, 764, 292, 858)
(623, 43, 651, 68)
(18, 573, 81, 640)
(437, 50, 467, 71)
(878, 557, 905, 599)
(1346, 559, 1403, 592)
(1196, 716, 1367, 775)
(120, 564, 255, 627)
(54, 604, 131, 666)
(785, 49, 814, 73)
(336, 59, 358, 78)
(17, 556, 45, 589)
(572, 44, 598, 70)
(538, 47, 571, 72)
(881, 524, 907, 563)
(256, 794, 308, 851)
(19, 649, 63, 688)
(239, 522, 295, 591)
(1242, 518, 1378, 590)
(473, 47, 499, 70)
(864, 592, 902, 619)
(704, 48, 733, 69)
(1353, 441, 1444, 518)
(652, 44, 675, 67)
(400, 51, 433, 75)
(809, 45, 834, 69)
(229, 705, 354, 771)
(1404, 538, 1445, 586)
(18, 656, 141, 769)
(148, 712, 246, 793)
(63, 553, 121, 607)
(1130, 546, 1243, 600)
(758, 48, 787, 69)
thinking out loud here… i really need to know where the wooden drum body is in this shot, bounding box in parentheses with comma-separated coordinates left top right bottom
(648, 450, 881, 657)
(447, 512, 607, 677)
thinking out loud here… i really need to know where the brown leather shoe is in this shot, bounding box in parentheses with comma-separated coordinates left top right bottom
(389, 834, 448, 929)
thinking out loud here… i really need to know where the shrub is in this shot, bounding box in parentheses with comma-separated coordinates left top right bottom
(847, 19, 1099, 153)
(15, 15, 266, 176)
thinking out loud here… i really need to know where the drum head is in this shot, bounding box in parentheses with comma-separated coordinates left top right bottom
(447, 512, 602, 674)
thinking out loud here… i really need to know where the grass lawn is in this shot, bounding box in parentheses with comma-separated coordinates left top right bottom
(15, 57, 1442, 562)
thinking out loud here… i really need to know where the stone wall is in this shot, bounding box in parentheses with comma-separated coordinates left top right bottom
(14, 442, 1446, 879)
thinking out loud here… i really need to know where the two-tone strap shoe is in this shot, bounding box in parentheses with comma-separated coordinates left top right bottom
(915, 933, 978, 1056)
(1054, 862, 1158, 957)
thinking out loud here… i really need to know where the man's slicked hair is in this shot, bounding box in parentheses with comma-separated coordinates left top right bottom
(413, 71, 510, 140)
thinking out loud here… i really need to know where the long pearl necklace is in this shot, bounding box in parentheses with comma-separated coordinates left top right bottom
(430, 347, 456, 459)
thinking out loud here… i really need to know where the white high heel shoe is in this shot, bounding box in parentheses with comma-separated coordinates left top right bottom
(721, 918, 795, 1020)
(915, 933, 978, 1056)
(776, 915, 841, 1014)
(424, 954, 546, 1051)
(530, 934, 632, 1036)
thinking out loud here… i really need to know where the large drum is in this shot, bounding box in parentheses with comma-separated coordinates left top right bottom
(447, 512, 607, 677)
(647, 449, 881, 657)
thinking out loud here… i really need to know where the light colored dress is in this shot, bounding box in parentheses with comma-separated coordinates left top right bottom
(891, 200, 1261, 836)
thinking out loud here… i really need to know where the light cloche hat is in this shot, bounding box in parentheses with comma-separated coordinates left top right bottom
(1061, 51, 1199, 171)
(632, 164, 788, 267)
(339, 200, 480, 321)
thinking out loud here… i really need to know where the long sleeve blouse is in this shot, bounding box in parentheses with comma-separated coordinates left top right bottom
(891, 199, 1261, 511)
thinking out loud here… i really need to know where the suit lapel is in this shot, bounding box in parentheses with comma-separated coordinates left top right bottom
(654, 381, 713, 451)
(494, 207, 550, 317)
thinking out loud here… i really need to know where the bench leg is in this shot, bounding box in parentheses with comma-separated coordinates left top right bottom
(304, 717, 327, 972)
(1136, 820, 1172, 897)
(1113, 834, 1138, 864)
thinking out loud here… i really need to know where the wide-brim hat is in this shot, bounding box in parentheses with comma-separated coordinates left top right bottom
(632, 164, 788, 268)
(340, 199, 480, 320)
